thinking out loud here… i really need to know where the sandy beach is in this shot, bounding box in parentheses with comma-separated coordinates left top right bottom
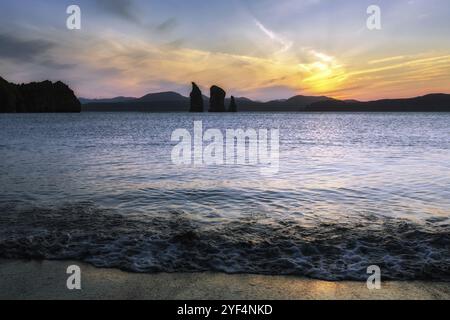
(0, 259, 448, 300)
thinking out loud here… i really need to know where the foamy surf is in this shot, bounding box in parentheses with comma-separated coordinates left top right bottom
(0, 203, 448, 281)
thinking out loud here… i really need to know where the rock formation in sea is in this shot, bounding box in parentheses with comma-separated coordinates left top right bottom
(0, 76, 81, 113)
(189, 82, 204, 112)
(229, 96, 238, 112)
(209, 85, 226, 112)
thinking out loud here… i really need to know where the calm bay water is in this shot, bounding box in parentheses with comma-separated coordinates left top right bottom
(0, 112, 449, 280)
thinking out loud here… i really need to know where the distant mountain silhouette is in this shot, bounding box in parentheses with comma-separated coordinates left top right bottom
(80, 92, 187, 105)
(82, 91, 190, 112)
(79, 96, 136, 104)
(307, 94, 450, 112)
(138, 91, 188, 102)
(236, 95, 336, 112)
(273, 95, 334, 106)
(1, 76, 80, 113)
(82, 93, 336, 112)
(81, 89, 450, 113)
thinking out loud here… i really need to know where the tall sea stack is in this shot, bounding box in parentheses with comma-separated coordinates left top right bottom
(229, 96, 238, 112)
(209, 85, 226, 112)
(189, 82, 204, 112)
(0, 76, 81, 113)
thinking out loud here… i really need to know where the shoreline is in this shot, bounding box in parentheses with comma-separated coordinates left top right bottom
(0, 259, 449, 300)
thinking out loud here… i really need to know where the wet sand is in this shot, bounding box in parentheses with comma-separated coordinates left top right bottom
(0, 259, 448, 300)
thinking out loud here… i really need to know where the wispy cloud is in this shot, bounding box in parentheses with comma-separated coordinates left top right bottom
(0, 33, 74, 70)
(254, 19, 293, 54)
(156, 18, 178, 33)
(95, 0, 138, 22)
(327, 54, 450, 99)
(0, 33, 53, 61)
(369, 56, 406, 65)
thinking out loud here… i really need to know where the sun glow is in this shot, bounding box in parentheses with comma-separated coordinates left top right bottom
(1, 0, 450, 101)
(71, 30, 450, 101)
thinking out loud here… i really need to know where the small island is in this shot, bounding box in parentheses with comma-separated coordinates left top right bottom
(0, 76, 80, 113)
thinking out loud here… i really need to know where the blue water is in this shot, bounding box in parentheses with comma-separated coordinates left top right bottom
(0, 112, 449, 280)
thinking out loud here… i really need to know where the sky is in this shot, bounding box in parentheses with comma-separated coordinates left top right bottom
(0, 0, 449, 101)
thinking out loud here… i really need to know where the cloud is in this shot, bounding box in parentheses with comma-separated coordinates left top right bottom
(322, 53, 450, 99)
(0, 33, 53, 62)
(310, 50, 334, 63)
(40, 59, 76, 70)
(369, 56, 406, 65)
(156, 18, 178, 33)
(69, 32, 344, 99)
(95, 0, 138, 21)
(0, 33, 74, 72)
(254, 20, 293, 54)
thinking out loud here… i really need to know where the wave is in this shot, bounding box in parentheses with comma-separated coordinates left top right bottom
(0, 203, 448, 281)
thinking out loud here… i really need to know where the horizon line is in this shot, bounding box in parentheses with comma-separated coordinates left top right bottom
(78, 91, 450, 104)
